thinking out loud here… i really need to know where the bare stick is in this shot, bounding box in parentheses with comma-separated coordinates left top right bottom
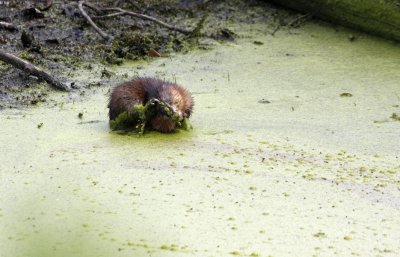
(0, 21, 18, 31)
(0, 50, 68, 91)
(95, 12, 125, 19)
(99, 7, 192, 34)
(78, 0, 113, 41)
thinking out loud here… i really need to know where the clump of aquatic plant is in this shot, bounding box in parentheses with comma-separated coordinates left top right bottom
(110, 99, 192, 134)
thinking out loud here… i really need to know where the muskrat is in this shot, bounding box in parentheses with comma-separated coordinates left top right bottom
(108, 77, 194, 133)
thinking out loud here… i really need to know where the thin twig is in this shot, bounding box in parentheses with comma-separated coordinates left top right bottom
(94, 12, 125, 19)
(0, 50, 68, 91)
(100, 7, 192, 34)
(78, 0, 113, 41)
(0, 21, 18, 31)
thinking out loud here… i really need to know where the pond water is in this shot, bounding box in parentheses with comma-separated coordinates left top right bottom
(1, 22, 399, 257)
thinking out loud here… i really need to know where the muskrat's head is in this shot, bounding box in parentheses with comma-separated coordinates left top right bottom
(155, 85, 194, 121)
(146, 84, 194, 133)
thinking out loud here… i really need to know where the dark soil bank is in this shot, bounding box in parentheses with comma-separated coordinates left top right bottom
(0, 0, 292, 108)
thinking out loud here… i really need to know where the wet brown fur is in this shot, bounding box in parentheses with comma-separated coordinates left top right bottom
(108, 77, 194, 133)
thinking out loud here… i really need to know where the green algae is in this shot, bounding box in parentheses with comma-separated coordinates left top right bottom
(313, 232, 327, 238)
(1, 16, 400, 257)
(229, 251, 241, 255)
(390, 113, 400, 121)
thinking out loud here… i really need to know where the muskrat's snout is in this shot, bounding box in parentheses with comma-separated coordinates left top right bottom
(170, 106, 184, 122)
(153, 99, 183, 121)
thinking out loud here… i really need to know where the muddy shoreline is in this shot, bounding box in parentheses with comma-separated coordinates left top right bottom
(0, 0, 290, 109)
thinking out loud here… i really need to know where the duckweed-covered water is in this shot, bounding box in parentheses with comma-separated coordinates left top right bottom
(1, 22, 400, 257)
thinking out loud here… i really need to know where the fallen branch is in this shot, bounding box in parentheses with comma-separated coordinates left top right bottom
(0, 21, 18, 31)
(0, 50, 68, 91)
(78, 0, 114, 41)
(96, 7, 192, 35)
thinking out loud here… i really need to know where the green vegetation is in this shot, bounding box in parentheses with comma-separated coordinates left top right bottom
(110, 99, 192, 134)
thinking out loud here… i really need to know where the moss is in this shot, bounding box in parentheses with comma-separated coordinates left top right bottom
(313, 231, 327, 238)
(178, 118, 193, 131)
(160, 244, 179, 251)
(229, 251, 241, 256)
(110, 100, 192, 134)
(190, 14, 208, 38)
(109, 32, 163, 62)
(109, 103, 152, 135)
(18, 50, 35, 62)
(390, 113, 400, 121)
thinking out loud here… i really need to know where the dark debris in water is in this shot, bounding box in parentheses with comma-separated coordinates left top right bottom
(258, 99, 271, 104)
(340, 92, 353, 97)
